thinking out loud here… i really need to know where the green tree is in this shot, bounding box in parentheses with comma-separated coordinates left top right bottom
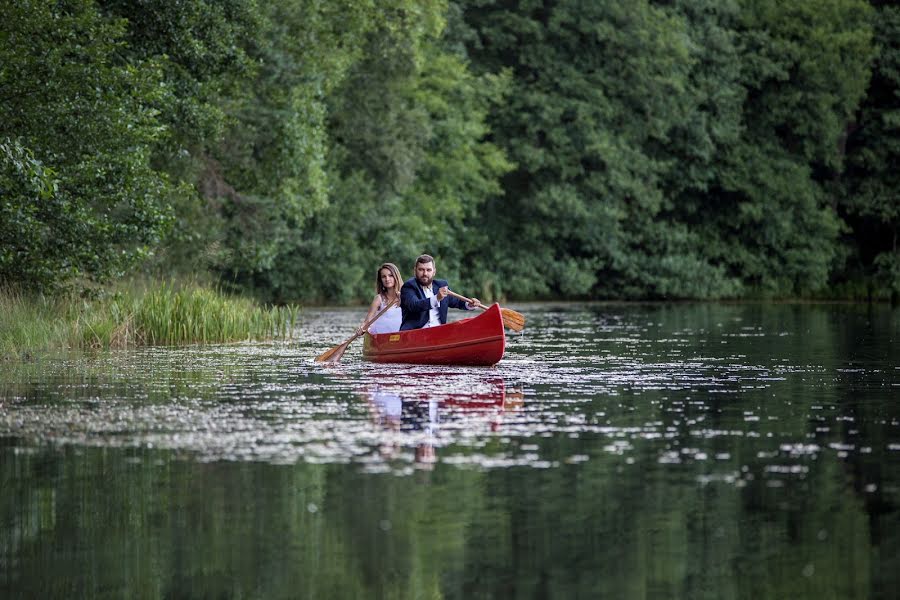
(459, 0, 730, 299)
(231, 2, 511, 303)
(714, 0, 875, 296)
(0, 0, 176, 292)
(837, 3, 900, 301)
(96, 0, 261, 276)
(194, 1, 442, 297)
(455, 0, 875, 299)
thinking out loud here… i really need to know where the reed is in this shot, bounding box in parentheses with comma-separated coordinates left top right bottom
(133, 284, 299, 345)
(0, 291, 70, 353)
(0, 283, 299, 355)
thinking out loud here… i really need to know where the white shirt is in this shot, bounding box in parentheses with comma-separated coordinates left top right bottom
(421, 285, 442, 328)
(368, 298, 402, 334)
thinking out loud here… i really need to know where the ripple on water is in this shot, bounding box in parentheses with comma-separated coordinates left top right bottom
(1, 303, 898, 483)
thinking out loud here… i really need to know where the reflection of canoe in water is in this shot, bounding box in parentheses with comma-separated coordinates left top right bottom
(362, 303, 506, 366)
(364, 376, 520, 435)
(361, 374, 510, 408)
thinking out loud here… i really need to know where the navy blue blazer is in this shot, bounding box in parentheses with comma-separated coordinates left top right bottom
(399, 277, 471, 330)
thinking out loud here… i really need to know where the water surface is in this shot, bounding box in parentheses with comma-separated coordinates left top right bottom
(1, 302, 898, 598)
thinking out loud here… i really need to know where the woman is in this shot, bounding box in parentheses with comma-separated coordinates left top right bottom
(358, 262, 403, 335)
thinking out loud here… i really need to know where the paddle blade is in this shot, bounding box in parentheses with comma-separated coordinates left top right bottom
(325, 341, 352, 363)
(315, 344, 339, 362)
(315, 340, 350, 362)
(500, 308, 526, 332)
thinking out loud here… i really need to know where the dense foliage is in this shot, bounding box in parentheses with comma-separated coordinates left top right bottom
(1, 1, 177, 292)
(459, 0, 875, 299)
(838, 2, 900, 300)
(1, 0, 896, 301)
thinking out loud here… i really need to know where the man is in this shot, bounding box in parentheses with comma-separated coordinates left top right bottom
(400, 254, 479, 330)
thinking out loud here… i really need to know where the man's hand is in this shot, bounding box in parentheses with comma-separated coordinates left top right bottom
(436, 286, 449, 302)
(468, 297, 481, 309)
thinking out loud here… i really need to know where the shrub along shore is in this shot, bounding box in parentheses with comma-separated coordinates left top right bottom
(0, 283, 299, 357)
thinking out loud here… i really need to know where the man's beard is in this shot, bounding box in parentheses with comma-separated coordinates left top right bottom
(417, 275, 433, 287)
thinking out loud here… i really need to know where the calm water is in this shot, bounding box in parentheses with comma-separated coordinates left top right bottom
(1, 303, 898, 599)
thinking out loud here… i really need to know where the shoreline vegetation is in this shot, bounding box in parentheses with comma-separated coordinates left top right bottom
(3, 281, 893, 359)
(0, 283, 299, 358)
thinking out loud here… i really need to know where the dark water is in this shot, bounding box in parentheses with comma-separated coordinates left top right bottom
(1, 303, 898, 599)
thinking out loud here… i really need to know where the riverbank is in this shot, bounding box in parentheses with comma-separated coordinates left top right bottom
(0, 283, 299, 357)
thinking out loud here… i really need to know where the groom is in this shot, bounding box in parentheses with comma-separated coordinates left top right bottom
(399, 254, 479, 330)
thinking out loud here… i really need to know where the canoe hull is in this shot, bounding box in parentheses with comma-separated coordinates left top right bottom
(363, 303, 506, 366)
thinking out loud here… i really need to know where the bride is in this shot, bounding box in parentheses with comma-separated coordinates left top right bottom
(358, 262, 403, 335)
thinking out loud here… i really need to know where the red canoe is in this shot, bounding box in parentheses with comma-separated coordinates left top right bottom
(363, 303, 506, 365)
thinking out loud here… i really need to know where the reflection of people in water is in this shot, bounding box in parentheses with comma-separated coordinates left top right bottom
(368, 387, 437, 467)
(369, 388, 402, 428)
(400, 396, 438, 467)
(368, 388, 402, 458)
(362, 376, 520, 469)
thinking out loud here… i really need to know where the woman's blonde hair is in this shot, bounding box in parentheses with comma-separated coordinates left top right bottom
(375, 262, 402, 298)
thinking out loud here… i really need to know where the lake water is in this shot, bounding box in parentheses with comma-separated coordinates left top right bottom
(1, 302, 898, 599)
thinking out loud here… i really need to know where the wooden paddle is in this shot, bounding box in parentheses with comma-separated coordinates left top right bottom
(315, 299, 399, 363)
(445, 290, 525, 332)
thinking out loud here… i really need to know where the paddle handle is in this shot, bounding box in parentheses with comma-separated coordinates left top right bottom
(445, 290, 488, 310)
(446, 290, 526, 333)
(316, 298, 400, 362)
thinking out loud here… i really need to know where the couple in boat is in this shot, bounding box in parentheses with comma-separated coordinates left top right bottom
(358, 254, 480, 336)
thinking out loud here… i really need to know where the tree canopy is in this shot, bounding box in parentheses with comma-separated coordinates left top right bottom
(1, 0, 895, 301)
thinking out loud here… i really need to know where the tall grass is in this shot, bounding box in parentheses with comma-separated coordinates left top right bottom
(0, 292, 72, 353)
(134, 284, 299, 345)
(0, 283, 299, 355)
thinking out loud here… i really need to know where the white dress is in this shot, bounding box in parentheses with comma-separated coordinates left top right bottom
(368, 297, 402, 334)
